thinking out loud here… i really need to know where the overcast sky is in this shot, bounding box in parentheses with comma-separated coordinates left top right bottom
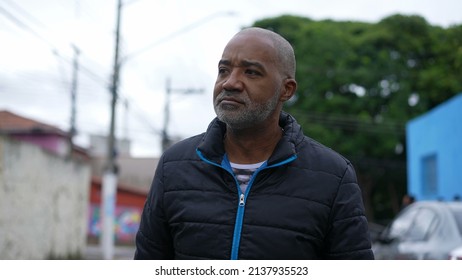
(1, 0, 461, 158)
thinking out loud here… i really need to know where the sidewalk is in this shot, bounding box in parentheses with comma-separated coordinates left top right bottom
(84, 244, 136, 260)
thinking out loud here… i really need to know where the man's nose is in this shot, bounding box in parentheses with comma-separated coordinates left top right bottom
(222, 70, 243, 92)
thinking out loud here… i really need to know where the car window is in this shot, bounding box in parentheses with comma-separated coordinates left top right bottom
(388, 207, 419, 239)
(404, 208, 438, 241)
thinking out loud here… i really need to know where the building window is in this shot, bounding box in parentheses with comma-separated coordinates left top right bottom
(421, 154, 438, 196)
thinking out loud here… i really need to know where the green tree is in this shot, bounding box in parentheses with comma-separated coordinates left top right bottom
(252, 15, 462, 223)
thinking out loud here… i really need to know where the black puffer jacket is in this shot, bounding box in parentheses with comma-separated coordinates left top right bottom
(134, 112, 374, 259)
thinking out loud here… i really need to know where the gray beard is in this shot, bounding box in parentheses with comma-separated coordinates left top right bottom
(214, 90, 280, 130)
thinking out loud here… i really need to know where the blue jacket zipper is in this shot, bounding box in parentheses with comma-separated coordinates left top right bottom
(196, 149, 297, 259)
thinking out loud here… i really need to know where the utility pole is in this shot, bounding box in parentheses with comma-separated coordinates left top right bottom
(123, 98, 129, 141)
(68, 44, 79, 157)
(101, 0, 122, 260)
(162, 77, 204, 152)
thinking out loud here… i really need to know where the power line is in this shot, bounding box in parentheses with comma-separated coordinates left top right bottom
(0, 1, 207, 158)
(291, 110, 405, 135)
(122, 10, 236, 62)
(0, 6, 59, 51)
(3, 0, 49, 28)
(0, 1, 115, 90)
(122, 96, 162, 136)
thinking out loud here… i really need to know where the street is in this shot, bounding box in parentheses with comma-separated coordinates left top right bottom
(84, 244, 136, 260)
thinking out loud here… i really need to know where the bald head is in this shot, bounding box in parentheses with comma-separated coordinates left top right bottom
(232, 27, 296, 79)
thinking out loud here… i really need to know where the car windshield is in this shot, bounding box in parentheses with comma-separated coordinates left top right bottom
(448, 204, 462, 236)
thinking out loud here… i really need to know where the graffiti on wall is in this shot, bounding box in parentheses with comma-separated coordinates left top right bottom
(88, 204, 141, 244)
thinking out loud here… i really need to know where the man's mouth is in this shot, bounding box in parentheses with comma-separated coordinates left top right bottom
(219, 97, 243, 106)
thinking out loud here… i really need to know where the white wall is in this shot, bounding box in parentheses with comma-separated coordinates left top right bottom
(0, 136, 91, 259)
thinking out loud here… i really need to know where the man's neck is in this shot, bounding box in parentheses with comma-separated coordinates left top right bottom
(224, 124, 283, 164)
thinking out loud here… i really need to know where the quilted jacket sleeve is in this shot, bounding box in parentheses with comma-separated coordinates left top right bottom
(134, 156, 174, 259)
(325, 163, 375, 260)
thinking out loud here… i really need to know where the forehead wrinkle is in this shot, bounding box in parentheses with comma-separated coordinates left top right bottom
(240, 60, 264, 70)
(218, 59, 266, 71)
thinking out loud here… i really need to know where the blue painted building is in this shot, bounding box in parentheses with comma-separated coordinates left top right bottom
(406, 93, 462, 201)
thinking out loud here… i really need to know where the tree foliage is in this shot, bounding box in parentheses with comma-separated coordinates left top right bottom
(252, 15, 462, 223)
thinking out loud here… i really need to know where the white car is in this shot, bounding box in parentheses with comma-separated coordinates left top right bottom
(449, 246, 462, 260)
(373, 201, 462, 259)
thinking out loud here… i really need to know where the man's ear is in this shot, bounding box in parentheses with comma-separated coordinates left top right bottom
(280, 78, 297, 102)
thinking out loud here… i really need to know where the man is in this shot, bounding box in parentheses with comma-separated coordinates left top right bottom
(134, 27, 374, 259)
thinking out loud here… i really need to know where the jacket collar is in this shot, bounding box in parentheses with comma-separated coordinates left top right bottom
(197, 111, 303, 166)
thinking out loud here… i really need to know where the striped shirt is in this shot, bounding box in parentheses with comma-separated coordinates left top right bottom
(230, 161, 265, 193)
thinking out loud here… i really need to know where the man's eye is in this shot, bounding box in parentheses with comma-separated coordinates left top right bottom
(218, 67, 228, 74)
(245, 69, 261, 76)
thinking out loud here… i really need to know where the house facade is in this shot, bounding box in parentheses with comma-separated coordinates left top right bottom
(406, 94, 462, 201)
(0, 110, 72, 156)
(0, 110, 153, 253)
(0, 110, 92, 259)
